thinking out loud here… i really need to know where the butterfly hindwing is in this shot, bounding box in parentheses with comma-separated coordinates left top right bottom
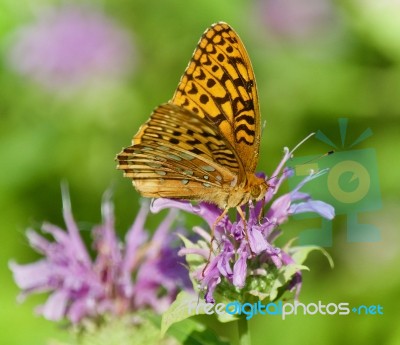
(117, 103, 245, 200)
(171, 22, 261, 173)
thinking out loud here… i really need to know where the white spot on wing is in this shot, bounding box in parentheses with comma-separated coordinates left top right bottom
(201, 165, 216, 172)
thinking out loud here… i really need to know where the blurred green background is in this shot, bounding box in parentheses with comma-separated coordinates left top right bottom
(1, 0, 399, 344)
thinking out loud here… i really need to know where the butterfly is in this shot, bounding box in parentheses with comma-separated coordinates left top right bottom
(116, 22, 269, 224)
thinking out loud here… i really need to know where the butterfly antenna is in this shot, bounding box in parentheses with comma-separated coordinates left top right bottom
(290, 132, 315, 156)
(266, 150, 334, 183)
(289, 150, 335, 166)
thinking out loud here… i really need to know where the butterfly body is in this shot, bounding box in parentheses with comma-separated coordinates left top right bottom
(131, 169, 267, 210)
(117, 22, 268, 212)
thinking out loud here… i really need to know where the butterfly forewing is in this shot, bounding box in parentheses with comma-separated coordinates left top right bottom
(171, 22, 261, 173)
(117, 103, 243, 205)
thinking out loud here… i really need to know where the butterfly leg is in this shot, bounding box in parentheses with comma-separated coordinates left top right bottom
(236, 206, 256, 257)
(201, 208, 229, 277)
(258, 182, 271, 220)
(258, 198, 266, 221)
(236, 206, 248, 241)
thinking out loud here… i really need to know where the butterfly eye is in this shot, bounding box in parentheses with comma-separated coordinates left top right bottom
(250, 184, 261, 198)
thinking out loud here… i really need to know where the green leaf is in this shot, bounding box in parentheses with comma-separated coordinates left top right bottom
(161, 290, 200, 336)
(290, 245, 334, 268)
(160, 291, 230, 344)
(168, 318, 230, 345)
(177, 233, 206, 269)
(60, 313, 177, 345)
(215, 309, 239, 323)
(269, 264, 309, 301)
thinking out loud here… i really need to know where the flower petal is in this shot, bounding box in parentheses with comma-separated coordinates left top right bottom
(151, 199, 220, 229)
(204, 276, 221, 304)
(9, 260, 53, 291)
(248, 228, 268, 254)
(290, 200, 335, 219)
(122, 201, 150, 273)
(42, 290, 69, 321)
(266, 194, 291, 224)
(232, 252, 248, 288)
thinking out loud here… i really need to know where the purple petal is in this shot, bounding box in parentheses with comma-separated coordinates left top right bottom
(266, 167, 294, 203)
(25, 229, 51, 253)
(122, 201, 150, 273)
(269, 147, 292, 187)
(9, 260, 53, 291)
(97, 199, 121, 263)
(268, 251, 283, 268)
(292, 169, 328, 194)
(193, 226, 212, 242)
(201, 256, 219, 279)
(151, 198, 220, 229)
(216, 242, 234, 277)
(232, 252, 248, 288)
(61, 196, 92, 265)
(41, 223, 70, 246)
(42, 290, 69, 321)
(151, 198, 196, 215)
(93, 205, 122, 278)
(68, 298, 93, 323)
(290, 200, 335, 219)
(146, 209, 179, 258)
(248, 228, 268, 254)
(204, 276, 221, 304)
(266, 194, 291, 224)
(290, 191, 311, 202)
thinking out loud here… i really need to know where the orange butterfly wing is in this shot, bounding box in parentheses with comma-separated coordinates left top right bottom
(117, 23, 266, 208)
(171, 22, 261, 174)
(117, 103, 244, 208)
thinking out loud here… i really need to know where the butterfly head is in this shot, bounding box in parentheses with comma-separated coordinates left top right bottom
(227, 173, 269, 208)
(249, 175, 269, 202)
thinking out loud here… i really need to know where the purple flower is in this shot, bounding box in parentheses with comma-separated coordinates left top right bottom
(151, 143, 334, 303)
(9, 191, 190, 324)
(6, 4, 135, 92)
(258, 0, 336, 41)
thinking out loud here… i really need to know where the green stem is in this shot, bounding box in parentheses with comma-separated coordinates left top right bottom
(238, 316, 251, 345)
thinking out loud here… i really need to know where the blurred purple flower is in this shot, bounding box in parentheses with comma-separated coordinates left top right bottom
(6, 4, 135, 91)
(152, 144, 334, 303)
(9, 192, 190, 324)
(259, 0, 336, 40)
